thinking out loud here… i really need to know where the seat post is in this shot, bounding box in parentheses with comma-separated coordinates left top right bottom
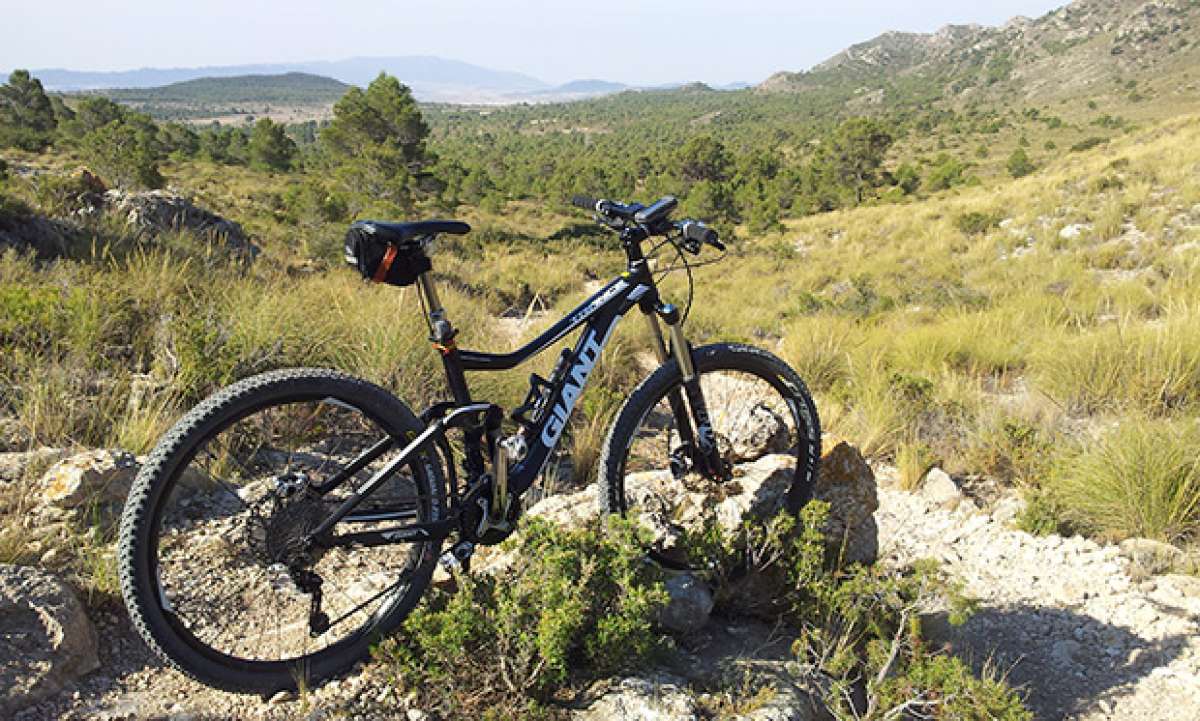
(416, 271, 452, 342)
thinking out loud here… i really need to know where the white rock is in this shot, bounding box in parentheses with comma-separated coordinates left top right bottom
(918, 467, 962, 508)
(0, 447, 66, 484)
(1119, 537, 1184, 576)
(575, 675, 697, 721)
(40, 449, 138, 508)
(1059, 223, 1091, 240)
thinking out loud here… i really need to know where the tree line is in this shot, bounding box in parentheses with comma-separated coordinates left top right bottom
(1, 68, 1040, 235)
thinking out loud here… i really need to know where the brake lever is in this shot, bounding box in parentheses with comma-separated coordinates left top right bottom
(672, 231, 703, 256)
(595, 215, 625, 231)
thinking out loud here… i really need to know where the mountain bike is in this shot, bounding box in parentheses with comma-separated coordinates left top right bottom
(118, 194, 821, 693)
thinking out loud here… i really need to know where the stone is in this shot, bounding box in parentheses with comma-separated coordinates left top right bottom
(813, 441, 879, 564)
(0, 447, 66, 484)
(1059, 223, 1091, 240)
(989, 493, 1025, 525)
(575, 675, 698, 721)
(104, 189, 259, 259)
(918, 467, 963, 509)
(0, 564, 100, 714)
(659, 573, 714, 634)
(41, 450, 139, 508)
(1119, 537, 1184, 576)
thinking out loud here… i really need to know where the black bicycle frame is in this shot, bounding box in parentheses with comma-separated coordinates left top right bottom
(310, 260, 680, 547)
(459, 272, 653, 495)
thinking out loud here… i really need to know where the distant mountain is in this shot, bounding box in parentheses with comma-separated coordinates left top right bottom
(23, 56, 548, 103)
(98, 73, 349, 105)
(756, 0, 1200, 110)
(546, 79, 628, 95)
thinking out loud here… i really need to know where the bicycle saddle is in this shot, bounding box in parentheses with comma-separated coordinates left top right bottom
(357, 219, 471, 246)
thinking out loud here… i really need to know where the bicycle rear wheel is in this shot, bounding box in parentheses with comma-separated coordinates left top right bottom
(118, 369, 444, 693)
(598, 343, 820, 568)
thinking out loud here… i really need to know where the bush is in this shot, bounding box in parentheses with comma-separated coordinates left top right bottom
(926, 155, 968, 191)
(375, 517, 668, 718)
(80, 119, 164, 189)
(954, 210, 1002, 236)
(1070, 137, 1106, 153)
(689, 505, 1031, 719)
(1007, 148, 1035, 178)
(1049, 419, 1200, 543)
(31, 171, 105, 217)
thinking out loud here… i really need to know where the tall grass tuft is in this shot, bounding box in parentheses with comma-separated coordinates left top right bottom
(1033, 308, 1200, 415)
(1050, 418, 1200, 543)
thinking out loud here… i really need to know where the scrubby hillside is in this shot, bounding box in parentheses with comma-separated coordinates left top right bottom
(759, 0, 1200, 111)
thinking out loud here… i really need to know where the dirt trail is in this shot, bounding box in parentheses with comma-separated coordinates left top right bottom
(874, 477, 1200, 721)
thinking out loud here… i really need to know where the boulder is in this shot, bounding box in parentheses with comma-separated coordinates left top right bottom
(575, 675, 698, 721)
(918, 467, 964, 510)
(813, 441, 879, 564)
(0, 214, 78, 258)
(1059, 223, 1091, 240)
(660, 573, 714, 634)
(41, 449, 139, 508)
(39, 449, 217, 511)
(0, 564, 99, 714)
(1119, 537, 1184, 576)
(104, 189, 259, 258)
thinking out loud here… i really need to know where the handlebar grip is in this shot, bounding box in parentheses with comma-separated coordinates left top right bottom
(571, 195, 600, 211)
(682, 220, 722, 250)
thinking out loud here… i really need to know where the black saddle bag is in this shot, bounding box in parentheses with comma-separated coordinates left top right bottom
(344, 222, 431, 287)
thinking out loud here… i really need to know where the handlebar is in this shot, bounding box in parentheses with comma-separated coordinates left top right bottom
(681, 220, 726, 252)
(570, 194, 724, 253)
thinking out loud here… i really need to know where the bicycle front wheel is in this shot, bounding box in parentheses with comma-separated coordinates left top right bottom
(598, 343, 821, 567)
(118, 369, 445, 694)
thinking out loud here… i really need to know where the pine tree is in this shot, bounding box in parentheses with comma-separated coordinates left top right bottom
(320, 73, 431, 215)
(824, 118, 894, 205)
(0, 70, 57, 150)
(1007, 148, 1035, 178)
(248, 118, 297, 172)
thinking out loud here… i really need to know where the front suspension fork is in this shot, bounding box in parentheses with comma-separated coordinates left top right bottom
(645, 305, 727, 481)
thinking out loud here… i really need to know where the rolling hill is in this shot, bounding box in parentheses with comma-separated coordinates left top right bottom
(24, 56, 548, 103)
(97, 72, 350, 105)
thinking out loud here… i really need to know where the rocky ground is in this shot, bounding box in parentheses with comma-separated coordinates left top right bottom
(875, 467, 1200, 721)
(3, 441, 1198, 720)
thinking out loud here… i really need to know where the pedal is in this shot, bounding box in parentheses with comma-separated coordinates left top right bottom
(439, 540, 476, 574)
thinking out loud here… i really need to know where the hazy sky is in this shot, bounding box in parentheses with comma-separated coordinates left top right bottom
(3, 0, 1067, 85)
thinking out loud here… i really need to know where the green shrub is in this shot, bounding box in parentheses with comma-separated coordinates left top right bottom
(31, 171, 103, 217)
(954, 210, 1002, 236)
(1007, 148, 1035, 178)
(375, 517, 668, 719)
(688, 505, 1031, 719)
(873, 654, 1032, 720)
(1049, 418, 1200, 543)
(1070, 136, 1106, 153)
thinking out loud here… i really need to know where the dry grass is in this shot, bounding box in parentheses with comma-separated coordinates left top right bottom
(5, 111, 1200, 554)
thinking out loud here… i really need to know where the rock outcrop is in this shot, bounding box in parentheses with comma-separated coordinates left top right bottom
(104, 189, 258, 258)
(0, 565, 99, 714)
(40, 449, 140, 509)
(527, 441, 880, 567)
(38, 449, 216, 515)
